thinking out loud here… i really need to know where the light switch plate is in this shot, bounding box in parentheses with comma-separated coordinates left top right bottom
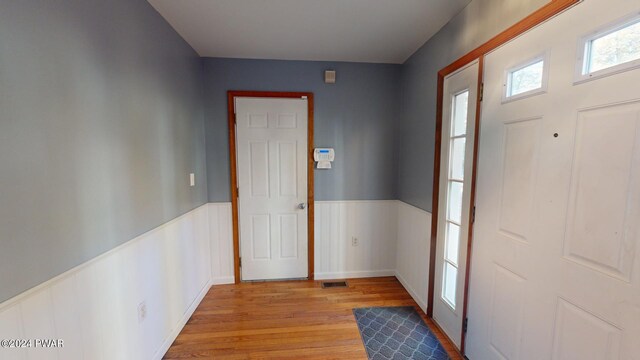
(189, 173, 195, 187)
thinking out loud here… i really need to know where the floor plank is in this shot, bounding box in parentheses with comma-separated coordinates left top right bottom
(163, 277, 464, 359)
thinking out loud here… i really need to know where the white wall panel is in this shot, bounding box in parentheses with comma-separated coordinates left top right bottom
(396, 201, 432, 312)
(0, 305, 26, 360)
(0, 204, 211, 360)
(50, 276, 84, 360)
(209, 203, 235, 284)
(314, 201, 398, 279)
(20, 289, 59, 360)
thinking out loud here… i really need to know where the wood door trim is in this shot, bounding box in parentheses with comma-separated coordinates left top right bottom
(438, 0, 580, 79)
(459, 56, 484, 353)
(427, 0, 581, 353)
(227, 90, 315, 283)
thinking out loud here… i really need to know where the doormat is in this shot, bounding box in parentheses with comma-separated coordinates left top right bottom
(353, 307, 450, 360)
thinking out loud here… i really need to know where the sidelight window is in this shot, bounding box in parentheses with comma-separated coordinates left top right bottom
(441, 90, 469, 309)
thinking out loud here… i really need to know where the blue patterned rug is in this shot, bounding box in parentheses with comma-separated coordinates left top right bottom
(353, 307, 450, 360)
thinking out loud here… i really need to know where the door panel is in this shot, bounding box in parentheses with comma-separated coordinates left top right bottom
(249, 141, 269, 197)
(277, 141, 298, 197)
(488, 264, 525, 360)
(434, 60, 480, 348)
(236, 97, 308, 281)
(251, 214, 271, 260)
(467, 0, 640, 358)
(498, 118, 540, 242)
(565, 103, 640, 281)
(279, 214, 298, 258)
(552, 299, 622, 360)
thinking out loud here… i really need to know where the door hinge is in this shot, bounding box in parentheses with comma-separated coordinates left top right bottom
(479, 83, 484, 102)
(472, 205, 476, 224)
(463, 317, 469, 333)
(236, 187, 239, 197)
(239, 257, 242, 267)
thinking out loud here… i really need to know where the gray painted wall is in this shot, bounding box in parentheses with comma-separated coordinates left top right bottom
(397, 0, 548, 211)
(0, 0, 207, 302)
(203, 58, 401, 202)
(0, 0, 550, 303)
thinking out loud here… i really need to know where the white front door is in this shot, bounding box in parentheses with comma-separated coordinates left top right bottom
(467, 0, 640, 358)
(235, 97, 308, 281)
(434, 60, 480, 348)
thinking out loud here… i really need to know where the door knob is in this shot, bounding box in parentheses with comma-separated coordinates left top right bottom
(298, 203, 307, 210)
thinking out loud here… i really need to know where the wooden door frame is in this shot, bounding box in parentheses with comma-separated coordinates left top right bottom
(227, 90, 315, 283)
(426, 0, 581, 354)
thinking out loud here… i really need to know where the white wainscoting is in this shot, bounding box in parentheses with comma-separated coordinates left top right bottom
(0, 204, 212, 360)
(395, 201, 432, 312)
(0, 200, 432, 360)
(314, 200, 398, 280)
(207, 201, 411, 283)
(208, 203, 235, 285)
(210, 200, 432, 309)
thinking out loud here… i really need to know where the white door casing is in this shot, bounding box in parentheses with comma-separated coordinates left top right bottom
(467, 0, 640, 359)
(235, 97, 309, 281)
(434, 60, 480, 348)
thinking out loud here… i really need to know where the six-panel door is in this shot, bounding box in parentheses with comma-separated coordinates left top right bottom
(467, 0, 640, 358)
(235, 97, 309, 281)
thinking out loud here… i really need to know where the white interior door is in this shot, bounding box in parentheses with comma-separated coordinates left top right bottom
(235, 97, 308, 281)
(434, 60, 480, 348)
(467, 0, 640, 358)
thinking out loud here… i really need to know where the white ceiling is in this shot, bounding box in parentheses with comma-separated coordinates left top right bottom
(147, 0, 471, 64)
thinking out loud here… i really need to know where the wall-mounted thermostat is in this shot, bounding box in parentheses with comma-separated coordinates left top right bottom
(314, 148, 335, 169)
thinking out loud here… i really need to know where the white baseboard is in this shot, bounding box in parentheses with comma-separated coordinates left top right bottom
(212, 276, 235, 285)
(314, 270, 396, 280)
(153, 281, 212, 360)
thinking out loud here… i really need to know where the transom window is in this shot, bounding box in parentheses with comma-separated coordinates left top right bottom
(441, 90, 469, 310)
(503, 54, 549, 102)
(576, 14, 640, 82)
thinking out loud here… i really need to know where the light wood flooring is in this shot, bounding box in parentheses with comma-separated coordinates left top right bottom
(164, 277, 463, 359)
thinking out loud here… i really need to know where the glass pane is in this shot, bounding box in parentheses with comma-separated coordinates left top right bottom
(447, 181, 463, 224)
(442, 262, 458, 308)
(445, 222, 461, 265)
(588, 20, 640, 73)
(509, 60, 544, 96)
(451, 91, 469, 137)
(450, 137, 466, 180)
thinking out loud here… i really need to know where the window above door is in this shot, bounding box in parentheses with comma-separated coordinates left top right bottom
(575, 12, 640, 83)
(503, 53, 550, 103)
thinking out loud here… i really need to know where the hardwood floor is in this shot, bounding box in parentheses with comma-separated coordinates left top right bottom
(164, 277, 463, 359)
